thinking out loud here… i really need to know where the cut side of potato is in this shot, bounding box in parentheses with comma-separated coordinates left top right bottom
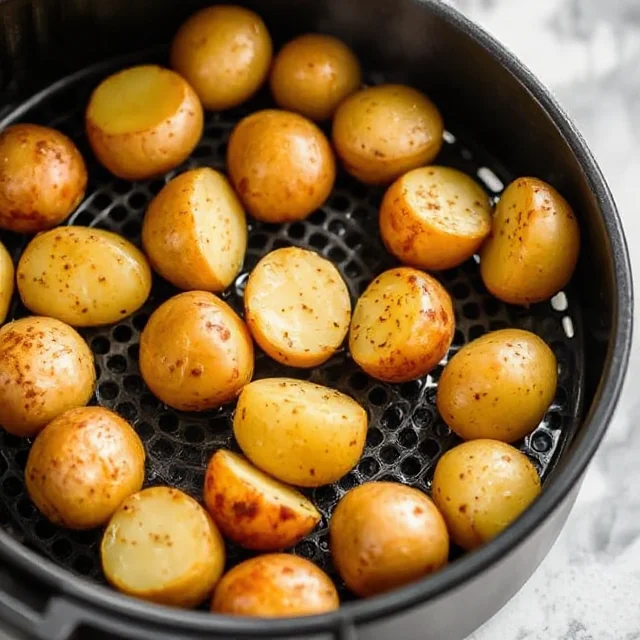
(0, 241, 14, 325)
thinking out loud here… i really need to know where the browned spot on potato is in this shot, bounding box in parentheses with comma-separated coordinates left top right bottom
(233, 501, 259, 519)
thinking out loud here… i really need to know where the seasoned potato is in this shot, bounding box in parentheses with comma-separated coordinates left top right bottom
(142, 168, 247, 292)
(244, 247, 351, 367)
(270, 34, 362, 121)
(332, 84, 443, 185)
(0, 124, 87, 233)
(480, 177, 580, 304)
(204, 449, 320, 551)
(170, 5, 272, 111)
(211, 554, 339, 617)
(227, 109, 336, 223)
(17, 226, 152, 327)
(25, 407, 145, 529)
(432, 439, 541, 550)
(233, 378, 367, 487)
(436, 328, 557, 443)
(379, 166, 492, 270)
(330, 482, 449, 597)
(102, 487, 225, 607)
(139, 291, 254, 411)
(0, 317, 95, 437)
(349, 267, 454, 383)
(86, 65, 203, 180)
(0, 241, 14, 324)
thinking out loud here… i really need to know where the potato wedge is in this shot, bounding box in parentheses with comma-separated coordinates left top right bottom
(0, 241, 14, 324)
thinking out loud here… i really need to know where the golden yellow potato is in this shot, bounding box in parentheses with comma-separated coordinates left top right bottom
(101, 487, 225, 607)
(204, 449, 320, 551)
(349, 267, 454, 383)
(17, 226, 152, 327)
(142, 168, 247, 292)
(330, 482, 449, 597)
(227, 109, 336, 223)
(25, 407, 145, 529)
(86, 65, 203, 180)
(139, 291, 253, 411)
(270, 34, 362, 121)
(379, 166, 492, 271)
(234, 378, 367, 487)
(480, 177, 580, 304)
(0, 241, 14, 324)
(436, 328, 557, 443)
(170, 5, 272, 111)
(244, 247, 351, 367)
(432, 439, 541, 550)
(0, 124, 87, 233)
(211, 554, 339, 617)
(332, 84, 443, 185)
(0, 317, 95, 437)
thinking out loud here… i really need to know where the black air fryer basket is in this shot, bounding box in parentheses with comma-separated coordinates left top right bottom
(0, 0, 633, 639)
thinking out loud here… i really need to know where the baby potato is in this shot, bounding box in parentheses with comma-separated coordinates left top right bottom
(0, 317, 95, 437)
(270, 34, 362, 121)
(204, 449, 320, 551)
(332, 84, 443, 185)
(17, 226, 152, 327)
(432, 439, 541, 550)
(349, 267, 454, 383)
(139, 291, 254, 411)
(170, 5, 272, 111)
(480, 177, 580, 304)
(227, 109, 336, 223)
(142, 168, 247, 292)
(25, 407, 145, 530)
(436, 328, 557, 443)
(0, 124, 87, 233)
(330, 482, 449, 597)
(211, 554, 339, 617)
(86, 65, 203, 180)
(379, 166, 492, 271)
(102, 487, 225, 608)
(233, 378, 367, 487)
(0, 241, 14, 324)
(244, 247, 351, 367)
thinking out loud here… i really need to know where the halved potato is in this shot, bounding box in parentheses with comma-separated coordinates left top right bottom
(0, 241, 14, 324)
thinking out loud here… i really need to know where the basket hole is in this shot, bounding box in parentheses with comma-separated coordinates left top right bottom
(98, 381, 119, 401)
(34, 520, 56, 540)
(380, 404, 404, 430)
(400, 456, 421, 477)
(452, 282, 471, 300)
(17, 498, 35, 519)
(184, 425, 205, 444)
(106, 355, 127, 374)
(366, 427, 384, 447)
(412, 407, 433, 429)
(462, 302, 481, 320)
(116, 402, 137, 422)
(344, 232, 362, 249)
(73, 555, 95, 576)
(398, 428, 418, 448)
(272, 238, 290, 250)
(358, 457, 380, 478)
(309, 210, 326, 225)
(90, 336, 110, 355)
(368, 387, 387, 406)
(328, 246, 347, 263)
(151, 438, 175, 459)
(419, 438, 440, 459)
(73, 211, 94, 226)
(380, 445, 400, 464)
(287, 223, 306, 240)
(489, 319, 509, 331)
(248, 233, 268, 250)
(451, 330, 465, 348)
(15, 449, 28, 470)
(339, 474, 357, 491)
(330, 194, 351, 212)
(349, 206, 369, 222)
(127, 343, 140, 361)
(113, 325, 132, 343)
(159, 414, 179, 434)
(132, 314, 149, 332)
(127, 192, 147, 210)
(313, 485, 337, 510)
(124, 375, 143, 393)
(136, 422, 154, 439)
(92, 192, 111, 210)
(482, 297, 501, 316)
(141, 394, 159, 410)
(122, 220, 141, 238)
(434, 421, 451, 438)
(328, 219, 346, 236)
(52, 539, 73, 560)
(348, 372, 368, 391)
(309, 233, 328, 249)
(344, 261, 361, 278)
(110, 205, 127, 222)
(149, 180, 165, 195)
(468, 325, 486, 340)
(113, 180, 130, 195)
(531, 430, 553, 453)
(400, 380, 421, 400)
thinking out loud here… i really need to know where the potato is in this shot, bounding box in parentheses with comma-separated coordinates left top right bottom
(142, 168, 247, 292)
(25, 407, 145, 529)
(0, 317, 95, 437)
(170, 5, 272, 111)
(349, 267, 454, 383)
(101, 487, 225, 607)
(0, 124, 87, 233)
(17, 226, 152, 327)
(227, 109, 336, 223)
(480, 177, 580, 304)
(140, 291, 253, 411)
(330, 482, 449, 597)
(233, 378, 367, 487)
(204, 449, 320, 551)
(0, 241, 14, 324)
(432, 439, 541, 550)
(244, 247, 351, 367)
(379, 166, 492, 271)
(332, 84, 443, 185)
(270, 34, 362, 121)
(86, 65, 203, 180)
(436, 328, 557, 443)
(211, 554, 338, 617)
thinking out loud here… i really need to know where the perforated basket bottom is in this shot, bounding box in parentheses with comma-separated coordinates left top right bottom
(0, 54, 583, 601)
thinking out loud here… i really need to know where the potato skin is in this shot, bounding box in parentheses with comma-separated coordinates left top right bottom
(139, 291, 254, 411)
(436, 328, 557, 443)
(0, 241, 14, 324)
(432, 439, 541, 550)
(480, 177, 580, 304)
(211, 554, 339, 617)
(17, 227, 152, 327)
(25, 407, 145, 529)
(0, 124, 87, 233)
(330, 482, 449, 597)
(0, 317, 95, 437)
